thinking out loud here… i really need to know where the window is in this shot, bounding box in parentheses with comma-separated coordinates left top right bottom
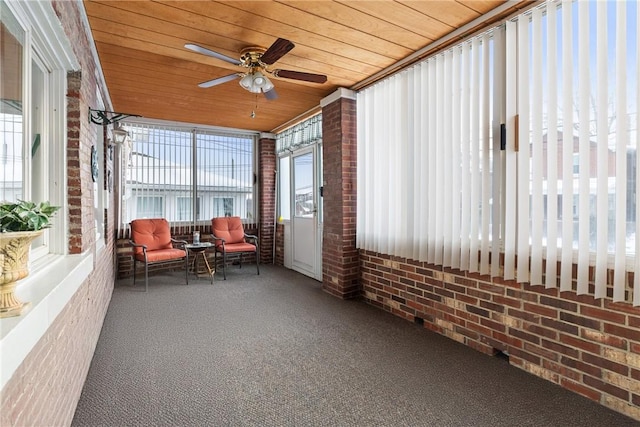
(136, 196, 163, 218)
(357, 0, 639, 305)
(213, 198, 233, 217)
(0, 0, 74, 259)
(278, 156, 291, 221)
(357, 27, 502, 275)
(177, 197, 200, 221)
(120, 123, 257, 228)
(276, 114, 323, 222)
(514, 0, 638, 302)
(1, 7, 26, 201)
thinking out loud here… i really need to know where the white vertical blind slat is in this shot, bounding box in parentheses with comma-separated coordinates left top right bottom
(419, 62, 430, 262)
(411, 66, 421, 259)
(469, 37, 481, 273)
(531, 9, 543, 286)
(427, 59, 438, 263)
(396, 74, 409, 258)
(577, 0, 591, 295)
(560, 0, 574, 292)
(517, 16, 530, 283)
(545, 3, 559, 289)
(435, 55, 445, 265)
(451, 48, 462, 268)
(460, 42, 471, 271)
(480, 33, 491, 276)
(504, 21, 517, 281)
(594, 0, 609, 299)
(491, 28, 504, 278)
(443, 51, 454, 267)
(614, 1, 628, 303)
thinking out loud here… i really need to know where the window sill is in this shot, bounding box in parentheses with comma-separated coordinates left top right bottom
(0, 251, 93, 390)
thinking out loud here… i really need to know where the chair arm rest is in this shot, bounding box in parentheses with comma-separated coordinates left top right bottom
(244, 233, 258, 243)
(171, 238, 188, 248)
(129, 239, 147, 249)
(129, 240, 147, 251)
(210, 234, 226, 243)
(129, 240, 148, 260)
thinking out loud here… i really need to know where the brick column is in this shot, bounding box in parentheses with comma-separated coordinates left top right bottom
(258, 133, 276, 264)
(321, 89, 359, 299)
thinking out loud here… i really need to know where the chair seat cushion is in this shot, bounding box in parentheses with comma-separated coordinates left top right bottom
(135, 248, 186, 262)
(220, 242, 256, 253)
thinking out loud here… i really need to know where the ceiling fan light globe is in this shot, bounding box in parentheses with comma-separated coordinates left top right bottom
(239, 74, 254, 90)
(262, 77, 275, 92)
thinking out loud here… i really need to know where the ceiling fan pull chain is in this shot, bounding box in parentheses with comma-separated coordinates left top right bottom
(251, 94, 258, 119)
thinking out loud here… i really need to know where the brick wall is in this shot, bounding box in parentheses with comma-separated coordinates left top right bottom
(259, 136, 276, 265)
(360, 250, 640, 420)
(0, 1, 116, 425)
(321, 96, 359, 299)
(275, 222, 284, 266)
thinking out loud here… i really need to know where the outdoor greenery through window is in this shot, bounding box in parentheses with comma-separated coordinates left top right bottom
(121, 122, 257, 229)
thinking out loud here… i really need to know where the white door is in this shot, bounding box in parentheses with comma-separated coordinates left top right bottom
(291, 149, 321, 278)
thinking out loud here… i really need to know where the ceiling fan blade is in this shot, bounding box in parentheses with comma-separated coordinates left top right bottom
(260, 38, 295, 65)
(185, 43, 242, 66)
(273, 69, 327, 84)
(198, 73, 239, 88)
(263, 88, 278, 100)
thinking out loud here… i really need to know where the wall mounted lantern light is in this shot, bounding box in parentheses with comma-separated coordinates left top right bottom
(112, 122, 129, 145)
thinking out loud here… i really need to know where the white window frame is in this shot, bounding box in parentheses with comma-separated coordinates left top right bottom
(0, 0, 94, 393)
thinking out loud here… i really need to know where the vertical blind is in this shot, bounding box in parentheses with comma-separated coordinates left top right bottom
(357, 0, 639, 306)
(512, 0, 639, 304)
(357, 27, 503, 274)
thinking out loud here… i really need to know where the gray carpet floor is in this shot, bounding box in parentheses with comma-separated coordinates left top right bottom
(72, 265, 639, 427)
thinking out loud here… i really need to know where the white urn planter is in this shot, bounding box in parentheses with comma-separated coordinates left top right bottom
(0, 230, 43, 318)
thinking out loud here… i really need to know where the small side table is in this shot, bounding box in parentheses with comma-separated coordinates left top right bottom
(185, 242, 215, 284)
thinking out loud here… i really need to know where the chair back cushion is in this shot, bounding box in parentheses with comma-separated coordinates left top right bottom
(130, 218, 173, 255)
(211, 216, 245, 246)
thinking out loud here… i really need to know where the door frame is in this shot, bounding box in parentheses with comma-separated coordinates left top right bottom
(279, 144, 323, 281)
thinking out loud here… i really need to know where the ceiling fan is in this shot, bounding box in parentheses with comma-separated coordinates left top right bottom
(185, 38, 328, 100)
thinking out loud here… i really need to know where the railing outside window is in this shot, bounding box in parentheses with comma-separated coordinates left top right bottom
(120, 122, 257, 231)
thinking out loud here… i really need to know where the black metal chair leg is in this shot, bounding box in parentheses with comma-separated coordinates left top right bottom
(256, 251, 260, 275)
(223, 250, 227, 280)
(185, 252, 189, 286)
(144, 259, 149, 293)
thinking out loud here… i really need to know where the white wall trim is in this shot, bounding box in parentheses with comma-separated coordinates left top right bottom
(320, 88, 357, 108)
(0, 252, 93, 390)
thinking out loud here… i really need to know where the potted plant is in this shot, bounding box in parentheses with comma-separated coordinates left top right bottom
(0, 200, 60, 318)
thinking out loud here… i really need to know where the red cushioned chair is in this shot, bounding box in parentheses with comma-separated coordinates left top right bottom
(211, 216, 259, 280)
(129, 218, 188, 292)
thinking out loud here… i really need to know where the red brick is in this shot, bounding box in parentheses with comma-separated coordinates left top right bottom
(583, 375, 629, 400)
(580, 305, 626, 324)
(582, 353, 629, 376)
(560, 378, 601, 402)
(604, 322, 640, 342)
(559, 333, 601, 354)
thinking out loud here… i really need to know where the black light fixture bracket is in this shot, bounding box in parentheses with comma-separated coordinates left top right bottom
(89, 108, 140, 125)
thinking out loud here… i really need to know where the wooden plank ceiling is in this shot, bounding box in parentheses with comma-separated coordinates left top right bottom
(83, 0, 519, 132)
